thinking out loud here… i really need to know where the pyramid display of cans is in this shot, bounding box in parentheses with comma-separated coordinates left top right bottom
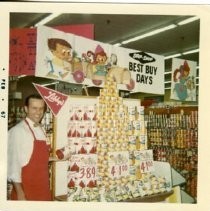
(67, 76, 171, 201)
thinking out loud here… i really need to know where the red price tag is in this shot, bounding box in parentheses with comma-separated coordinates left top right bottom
(110, 164, 129, 178)
(108, 151, 129, 179)
(79, 166, 96, 179)
(68, 154, 97, 187)
(140, 160, 154, 173)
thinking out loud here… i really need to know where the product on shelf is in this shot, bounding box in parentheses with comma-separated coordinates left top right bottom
(145, 106, 198, 198)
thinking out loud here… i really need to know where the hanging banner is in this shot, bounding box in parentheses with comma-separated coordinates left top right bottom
(170, 58, 197, 101)
(36, 25, 165, 94)
(111, 46, 164, 94)
(9, 24, 94, 76)
(33, 83, 68, 116)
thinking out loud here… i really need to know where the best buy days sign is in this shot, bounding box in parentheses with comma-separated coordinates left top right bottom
(36, 25, 164, 95)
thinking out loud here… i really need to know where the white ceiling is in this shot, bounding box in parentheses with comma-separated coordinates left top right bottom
(10, 12, 200, 89)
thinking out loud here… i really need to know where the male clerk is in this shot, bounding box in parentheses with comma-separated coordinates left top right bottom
(7, 94, 52, 201)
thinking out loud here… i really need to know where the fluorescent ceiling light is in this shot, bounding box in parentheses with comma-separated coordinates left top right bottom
(164, 53, 182, 60)
(164, 48, 199, 60)
(177, 16, 199, 26)
(42, 81, 59, 87)
(182, 49, 199, 55)
(17, 75, 27, 79)
(121, 24, 177, 45)
(114, 16, 199, 46)
(113, 43, 121, 47)
(34, 13, 61, 27)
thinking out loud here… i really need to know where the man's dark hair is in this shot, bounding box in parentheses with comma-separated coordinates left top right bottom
(25, 94, 47, 111)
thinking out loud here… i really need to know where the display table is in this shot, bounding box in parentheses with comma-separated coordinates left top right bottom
(54, 190, 173, 202)
(121, 190, 174, 202)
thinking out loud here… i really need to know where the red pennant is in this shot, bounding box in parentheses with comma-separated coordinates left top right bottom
(33, 83, 68, 116)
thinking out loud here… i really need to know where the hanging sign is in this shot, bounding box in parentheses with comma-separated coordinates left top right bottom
(35, 25, 165, 94)
(134, 150, 155, 173)
(33, 83, 68, 116)
(111, 46, 165, 94)
(9, 24, 94, 76)
(170, 58, 197, 101)
(108, 151, 129, 179)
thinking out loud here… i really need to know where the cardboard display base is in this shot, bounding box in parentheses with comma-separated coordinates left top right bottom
(54, 190, 174, 202)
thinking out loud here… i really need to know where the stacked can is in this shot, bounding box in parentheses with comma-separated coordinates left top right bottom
(96, 76, 130, 189)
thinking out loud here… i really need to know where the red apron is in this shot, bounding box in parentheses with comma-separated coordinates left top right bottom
(11, 120, 52, 201)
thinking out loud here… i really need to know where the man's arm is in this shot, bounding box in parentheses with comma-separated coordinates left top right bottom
(12, 182, 26, 200)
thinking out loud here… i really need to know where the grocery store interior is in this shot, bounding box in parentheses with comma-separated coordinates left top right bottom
(8, 6, 199, 203)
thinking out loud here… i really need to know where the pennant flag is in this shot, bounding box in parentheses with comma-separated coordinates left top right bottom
(33, 83, 68, 116)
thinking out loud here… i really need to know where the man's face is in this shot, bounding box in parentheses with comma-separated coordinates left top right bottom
(53, 43, 72, 62)
(24, 98, 45, 124)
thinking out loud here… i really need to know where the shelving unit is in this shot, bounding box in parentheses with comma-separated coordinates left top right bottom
(145, 105, 198, 200)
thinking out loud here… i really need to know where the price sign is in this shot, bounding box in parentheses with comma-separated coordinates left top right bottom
(134, 149, 155, 173)
(79, 166, 96, 179)
(108, 151, 129, 179)
(68, 154, 97, 187)
(140, 160, 154, 173)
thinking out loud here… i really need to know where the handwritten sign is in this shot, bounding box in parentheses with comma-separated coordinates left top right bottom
(79, 166, 96, 180)
(134, 150, 155, 173)
(108, 151, 129, 179)
(68, 154, 97, 188)
(9, 25, 94, 76)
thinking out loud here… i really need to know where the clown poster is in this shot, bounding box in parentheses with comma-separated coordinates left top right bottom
(36, 25, 164, 94)
(170, 58, 197, 101)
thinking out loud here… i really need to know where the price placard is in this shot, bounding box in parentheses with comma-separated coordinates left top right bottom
(140, 160, 154, 173)
(79, 166, 96, 180)
(134, 149, 155, 173)
(68, 154, 97, 187)
(108, 151, 129, 179)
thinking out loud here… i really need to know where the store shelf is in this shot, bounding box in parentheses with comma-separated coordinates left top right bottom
(145, 106, 198, 199)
